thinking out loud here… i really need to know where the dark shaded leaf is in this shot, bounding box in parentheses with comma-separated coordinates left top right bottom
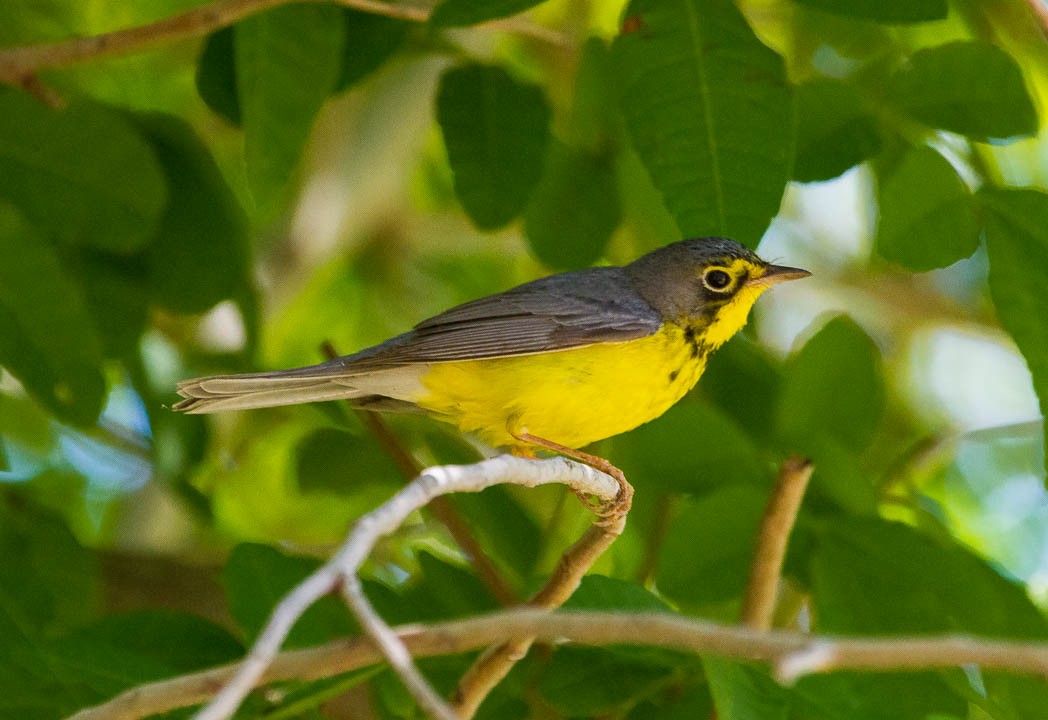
(0, 90, 166, 253)
(794, 79, 881, 183)
(656, 485, 770, 606)
(698, 336, 782, 443)
(617, 402, 768, 494)
(449, 486, 541, 584)
(430, 0, 544, 26)
(540, 646, 672, 716)
(436, 64, 551, 229)
(336, 8, 409, 91)
(790, 0, 947, 24)
(876, 146, 978, 270)
(0, 205, 105, 425)
(195, 27, 240, 125)
(294, 427, 400, 494)
(236, 4, 345, 213)
(135, 113, 250, 314)
(612, 0, 793, 246)
(223, 543, 357, 646)
(525, 141, 620, 269)
(704, 657, 792, 720)
(982, 188, 1048, 477)
(564, 574, 671, 611)
(887, 41, 1038, 141)
(776, 315, 883, 452)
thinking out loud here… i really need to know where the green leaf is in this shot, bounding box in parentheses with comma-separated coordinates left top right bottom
(403, 552, 498, 620)
(887, 41, 1038, 141)
(196, 27, 240, 125)
(135, 113, 250, 314)
(776, 315, 884, 452)
(0, 91, 166, 253)
(704, 657, 792, 720)
(430, 0, 544, 27)
(0, 205, 105, 425)
(0, 498, 99, 637)
(789, 0, 946, 24)
(540, 646, 673, 716)
(294, 427, 401, 495)
(525, 141, 620, 269)
(656, 485, 770, 607)
(336, 8, 409, 91)
(564, 574, 671, 611)
(794, 79, 881, 183)
(982, 188, 1048, 476)
(876, 146, 978, 271)
(436, 64, 551, 230)
(612, 0, 794, 246)
(236, 5, 345, 213)
(449, 486, 541, 584)
(75, 253, 149, 359)
(616, 402, 768, 494)
(698, 336, 782, 443)
(569, 38, 617, 153)
(223, 543, 357, 646)
(811, 516, 1048, 637)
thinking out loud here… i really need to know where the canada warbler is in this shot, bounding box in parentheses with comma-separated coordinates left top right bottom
(175, 237, 808, 455)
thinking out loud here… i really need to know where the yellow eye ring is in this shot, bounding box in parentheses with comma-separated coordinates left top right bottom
(702, 268, 733, 292)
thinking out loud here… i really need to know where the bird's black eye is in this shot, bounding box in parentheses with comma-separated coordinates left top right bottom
(702, 268, 733, 292)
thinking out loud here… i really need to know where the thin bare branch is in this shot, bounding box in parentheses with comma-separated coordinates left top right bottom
(0, 0, 565, 87)
(321, 341, 518, 607)
(68, 608, 1048, 720)
(191, 455, 619, 720)
(740, 456, 814, 630)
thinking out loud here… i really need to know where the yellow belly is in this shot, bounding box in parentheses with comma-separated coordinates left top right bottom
(416, 324, 706, 449)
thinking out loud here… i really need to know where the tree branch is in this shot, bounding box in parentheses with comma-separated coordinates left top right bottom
(191, 454, 620, 720)
(740, 456, 814, 630)
(321, 341, 518, 607)
(68, 608, 1048, 720)
(0, 0, 565, 88)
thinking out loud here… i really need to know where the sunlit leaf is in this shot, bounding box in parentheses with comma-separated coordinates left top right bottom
(612, 0, 793, 246)
(437, 64, 551, 229)
(0, 90, 166, 253)
(887, 42, 1038, 141)
(876, 146, 979, 271)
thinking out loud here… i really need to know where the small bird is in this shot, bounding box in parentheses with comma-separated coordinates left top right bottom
(175, 237, 808, 495)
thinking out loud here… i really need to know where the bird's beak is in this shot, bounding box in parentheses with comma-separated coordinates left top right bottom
(746, 264, 812, 288)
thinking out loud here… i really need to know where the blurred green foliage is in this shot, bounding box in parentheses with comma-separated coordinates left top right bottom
(2, 0, 1048, 718)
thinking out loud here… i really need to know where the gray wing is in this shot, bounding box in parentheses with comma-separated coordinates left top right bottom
(344, 266, 662, 368)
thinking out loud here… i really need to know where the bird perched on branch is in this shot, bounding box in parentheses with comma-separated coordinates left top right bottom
(175, 237, 808, 512)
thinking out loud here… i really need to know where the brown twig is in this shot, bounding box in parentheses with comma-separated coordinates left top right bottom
(0, 0, 566, 88)
(319, 341, 517, 607)
(739, 456, 814, 631)
(452, 517, 626, 718)
(189, 455, 619, 720)
(68, 608, 1048, 720)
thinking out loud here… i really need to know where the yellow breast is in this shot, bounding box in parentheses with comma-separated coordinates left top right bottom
(416, 324, 707, 449)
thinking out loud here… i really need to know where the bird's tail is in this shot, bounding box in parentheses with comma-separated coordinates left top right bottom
(173, 362, 424, 414)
